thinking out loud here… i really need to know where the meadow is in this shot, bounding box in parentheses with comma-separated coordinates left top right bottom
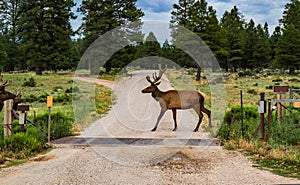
(0, 71, 112, 167)
(0, 69, 299, 179)
(167, 68, 300, 179)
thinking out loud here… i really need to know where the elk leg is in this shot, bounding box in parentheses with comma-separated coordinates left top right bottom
(201, 106, 212, 127)
(193, 106, 203, 132)
(151, 109, 166, 131)
(172, 109, 177, 131)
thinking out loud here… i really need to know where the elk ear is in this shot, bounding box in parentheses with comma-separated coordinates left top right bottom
(155, 81, 161, 86)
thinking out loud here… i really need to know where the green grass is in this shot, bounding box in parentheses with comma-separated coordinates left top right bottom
(1, 159, 27, 169)
(0, 72, 112, 129)
(167, 70, 300, 179)
(0, 72, 113, 168)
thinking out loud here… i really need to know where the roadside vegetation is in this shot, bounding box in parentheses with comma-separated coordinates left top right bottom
(168, 68, 300, 179)
(0, 72, 113, 168)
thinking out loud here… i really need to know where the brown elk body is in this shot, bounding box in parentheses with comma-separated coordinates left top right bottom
(141, 65, 211, 132)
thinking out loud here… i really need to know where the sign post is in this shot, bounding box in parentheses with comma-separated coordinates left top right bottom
(47, 96, 53, 143)
(273, 85, 289, 124)
(17, 105, 30, 132)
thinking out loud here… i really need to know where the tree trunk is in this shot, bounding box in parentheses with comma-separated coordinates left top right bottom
(196, 66, 201, 81)
(35, 66, 43, 75)
(105, 61, 112, 73)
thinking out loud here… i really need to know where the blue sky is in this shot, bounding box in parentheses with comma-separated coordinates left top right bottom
(72, 0, 290, 42)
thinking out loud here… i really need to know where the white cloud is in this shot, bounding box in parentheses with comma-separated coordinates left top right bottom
(208, 0, 290, 32)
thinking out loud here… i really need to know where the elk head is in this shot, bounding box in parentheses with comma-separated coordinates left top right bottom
(0, 75, 19, 111)
(141, 64, 167, 94)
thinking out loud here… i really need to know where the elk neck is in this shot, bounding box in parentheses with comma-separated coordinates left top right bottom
(151, 86, 164, 101)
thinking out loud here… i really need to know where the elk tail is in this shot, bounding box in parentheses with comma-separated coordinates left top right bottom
(197, 90, 206, 98)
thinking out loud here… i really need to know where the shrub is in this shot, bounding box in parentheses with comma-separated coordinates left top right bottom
(247, 89, 257, 95)
(65, 86, 79, 93)
(219, 105, 259, 142)
(265, 85, 273, 90)
(1, 126, 46, 159)
(38, 92, 49, 102)
(238, 70, 253, 77)
(22, 77, 36, 87)
(269, 117, 300, 146)
(36, 111, 74, 140)
(272, 78, 283, 82)
(223, 105, 259, 125)
(23, 94, 38, 102)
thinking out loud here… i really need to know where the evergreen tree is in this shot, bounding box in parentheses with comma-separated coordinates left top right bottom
(17, 0, 75, 75)
(270, 26, 282, 61)
(220, 6, 245, 71)
(170, 0, 195, 29)
(0, 34, 8, 69)
(280, 0, 300, 30)
(0, 0, 23, 71)
(135, 32, 161, 68)
(253, 24, 271, 68)
(275, 24, 300, 74)
(170, 0, 222, 78)
(243, 19, 257, 68)
(79, 0, 144, 73)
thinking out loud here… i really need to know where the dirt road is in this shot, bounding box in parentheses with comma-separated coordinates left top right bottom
(0, 71, 299, 184)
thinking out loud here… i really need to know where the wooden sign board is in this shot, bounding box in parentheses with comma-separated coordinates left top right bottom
(273, 85, 289, 94)
(17, 105, 30, 112)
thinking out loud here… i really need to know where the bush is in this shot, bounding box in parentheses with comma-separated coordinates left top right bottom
(219, 105, 259, 142)
(22, 77, 36, 87)
(36, 111, 74, 140)
(272, 78, 283, 82)
(65, 86, 79, 93)
(238, 69, 254, 77)
(38, 92, 49, 102)
(269, 116, 300, 146)
(53, 93, 72, 103)
(247, 89, 257, 95)
(223, 105, 259, 125)
(23, 94, 38, 102)
(0, 126, 46, 159)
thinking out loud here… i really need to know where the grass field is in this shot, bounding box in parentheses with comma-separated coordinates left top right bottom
(0, 72, 112, 131)
(167, 69, 300, 179)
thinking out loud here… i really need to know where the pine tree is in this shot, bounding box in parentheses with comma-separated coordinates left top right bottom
(79, 0, 144, 73)
(275, 24, 300, 74)
(270, 26, 282, 61)
(253, 24, 271, 68)
(0, 0, 23, 71)
(280, 0, 300, 30)
(170, 0, 222, 78)
(220, 6, 245, 71)
(243, 19, 257, 68)
(17, 0, 75, 75)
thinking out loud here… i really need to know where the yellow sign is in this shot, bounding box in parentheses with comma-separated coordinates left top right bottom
(47, 96, 53, 108)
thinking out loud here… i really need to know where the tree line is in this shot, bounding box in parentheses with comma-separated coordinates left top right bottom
(0, 0, 299, 75)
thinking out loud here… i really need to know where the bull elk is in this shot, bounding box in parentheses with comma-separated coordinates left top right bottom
(0, 75, 22, 111)
(141, 65, 211, 132)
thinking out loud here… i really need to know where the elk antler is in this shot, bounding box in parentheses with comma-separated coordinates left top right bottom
(0, 75, 12, 90)
(146, 64, 167, 84)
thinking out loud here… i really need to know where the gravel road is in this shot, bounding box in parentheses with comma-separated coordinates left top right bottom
(0, 71, 299, 185)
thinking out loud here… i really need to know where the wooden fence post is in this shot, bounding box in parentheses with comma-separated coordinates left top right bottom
(3, 99, 13, 137)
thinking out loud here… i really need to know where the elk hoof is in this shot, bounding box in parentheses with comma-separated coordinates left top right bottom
(193, 129, 198, 132)
(172, 128, 177, 132)
(151, 128, 157, 132)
